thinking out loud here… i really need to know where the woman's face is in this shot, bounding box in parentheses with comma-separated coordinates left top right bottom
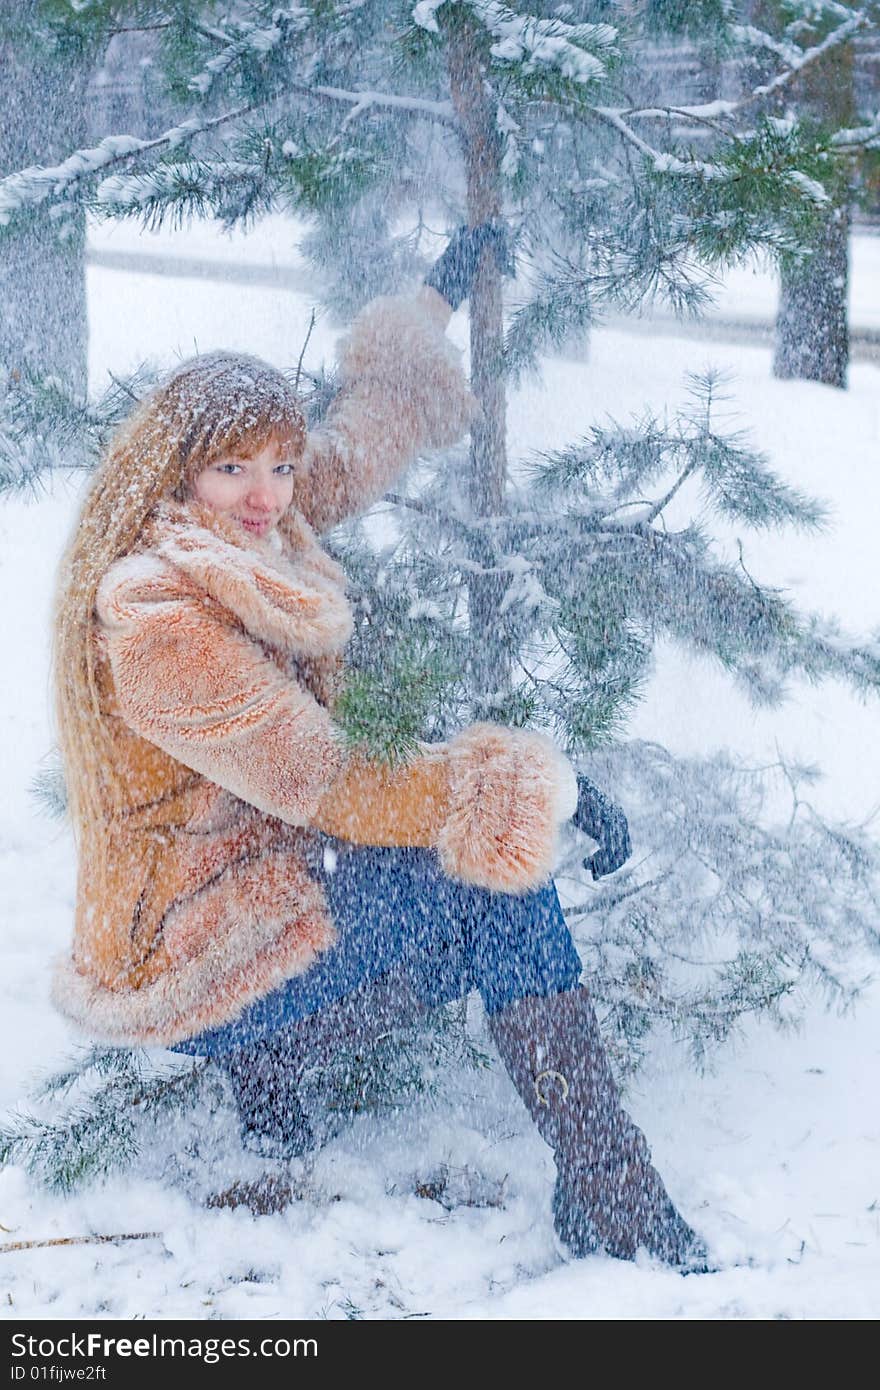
(191, 439, 295, 539)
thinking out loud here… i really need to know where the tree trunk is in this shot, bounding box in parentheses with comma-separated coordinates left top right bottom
(446, 20, 509, 703)
(773, 203, 850, 388)
(0, 9, 89, 396)
(771, 29, 855, 390)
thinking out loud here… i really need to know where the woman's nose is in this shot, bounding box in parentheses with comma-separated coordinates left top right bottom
(246, 482, 275, 511)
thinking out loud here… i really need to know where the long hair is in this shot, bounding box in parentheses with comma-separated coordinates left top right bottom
(53, 352, 307, 841)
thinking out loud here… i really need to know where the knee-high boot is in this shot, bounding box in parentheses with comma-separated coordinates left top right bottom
(219, 1034, 315, 1159)
(219, 962, 427, 1160)
(487, 986, 705, 1267)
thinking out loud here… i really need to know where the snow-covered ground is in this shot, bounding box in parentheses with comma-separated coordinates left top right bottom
(1, 217, 878, 1320)
(86, 213, 880, 335)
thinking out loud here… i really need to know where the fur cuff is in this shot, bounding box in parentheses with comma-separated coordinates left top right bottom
(436, 723, 576, 895)
(338, 292, 478, 450)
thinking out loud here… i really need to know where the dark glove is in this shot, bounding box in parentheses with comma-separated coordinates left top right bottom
(572, 774, 632, 880)
(424, 220, 515, 310)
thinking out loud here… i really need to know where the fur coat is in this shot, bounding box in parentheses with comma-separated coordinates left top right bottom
(52, 292, 576, 1048)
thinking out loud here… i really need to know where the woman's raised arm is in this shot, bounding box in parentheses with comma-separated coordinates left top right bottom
(291, 286, 477, 535)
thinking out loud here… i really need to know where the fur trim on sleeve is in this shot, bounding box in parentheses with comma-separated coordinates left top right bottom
(336, 291, 477, 453)
(436, 723, 576, 895)
(295, 292, 478, 533)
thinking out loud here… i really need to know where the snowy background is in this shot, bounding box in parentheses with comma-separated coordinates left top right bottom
(1, 215, 878, 1320)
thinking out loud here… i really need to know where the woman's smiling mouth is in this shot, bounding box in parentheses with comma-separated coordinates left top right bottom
(236, 516, 273, 535)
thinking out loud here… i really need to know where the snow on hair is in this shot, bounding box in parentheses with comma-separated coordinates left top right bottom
(159, 350, 306, 472)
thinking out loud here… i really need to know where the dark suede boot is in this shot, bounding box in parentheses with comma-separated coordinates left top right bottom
(487, 986, 706, 1268)
(218, 1034, 315, 1161)
(219, 963, 427, 1160)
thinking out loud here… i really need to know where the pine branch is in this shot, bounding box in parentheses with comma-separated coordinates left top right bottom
(385, 490, 480, 543)
(289, 82, 459, 130)
(504, 234, 712, 378)
(564, 740, 880, 1072)
(611, 9, 872, 126)
(1, 1050, 214, 1194)
(188, 5, 312, 97)
(293, 309, 317, 395)
(833, 114, 880, 150)
(730, 22, 804, 68)
(608, 100, 739, 127)
(592, 104, 667, 163)
(452, 0, 620, 104)
(29, 760, 68, 820)
(0, 362, 153, 493)
(299, 1001, 491, 1120)
(642, 457, 701, 524)
(1, 1232, 162, 1255)
(529, 379, 826, 533)
(96, 156, 271, 225)
(0, 105, 258, 223)
(735, 9, 871, 112)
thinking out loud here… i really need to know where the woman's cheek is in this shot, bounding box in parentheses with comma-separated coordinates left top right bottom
(192, 470, 235, 510)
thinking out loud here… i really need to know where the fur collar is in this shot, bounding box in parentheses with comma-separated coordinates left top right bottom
(125, 500, 354, 658)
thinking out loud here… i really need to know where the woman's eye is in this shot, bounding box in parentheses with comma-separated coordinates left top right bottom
(274, 464, 294, 476)
(218, 463, 242, 475)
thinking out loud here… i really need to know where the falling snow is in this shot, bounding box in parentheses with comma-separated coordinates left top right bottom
(3, 0, 880, 1320)
(0, 214, 878, 1317)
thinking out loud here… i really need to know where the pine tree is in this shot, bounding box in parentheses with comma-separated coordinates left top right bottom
(3, 0, 880, 1192)
(739, 1, 876, 388)
(0, 3, 92, 397)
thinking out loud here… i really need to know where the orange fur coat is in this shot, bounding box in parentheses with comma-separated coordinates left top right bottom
(51, 291, 576, 1048)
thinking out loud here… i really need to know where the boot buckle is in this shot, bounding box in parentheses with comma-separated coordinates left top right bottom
(534, 1069, 569, 1105)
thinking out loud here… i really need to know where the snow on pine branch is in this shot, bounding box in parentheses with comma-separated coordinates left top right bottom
(0, 362, 154, 494)
(733, 7, 872, 111)
(294, 84, 458, 127)
(783, 170, 831, 205)
(529, 370, 827, 533)
(413, 0, 618, 86)
(598, 9, 871, 132)
(0, 111, 252, 223)
(189, 5, 313, 97)
(95, 159, 268, 224)
(609, 99, 739, 124)
(833, 113, 880, 150)
(0, 135, 149, 224)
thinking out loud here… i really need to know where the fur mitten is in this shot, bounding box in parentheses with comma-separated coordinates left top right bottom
(436, 723, 577, 894)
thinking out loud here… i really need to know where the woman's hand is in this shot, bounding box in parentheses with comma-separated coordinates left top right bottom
(424, 221, 515, 310)
(572, 774, 632, 880)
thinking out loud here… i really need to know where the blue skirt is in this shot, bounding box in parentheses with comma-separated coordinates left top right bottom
(174, 838, 582, 1058)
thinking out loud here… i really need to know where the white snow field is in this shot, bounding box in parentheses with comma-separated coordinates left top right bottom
(0, 216, 878, 1320)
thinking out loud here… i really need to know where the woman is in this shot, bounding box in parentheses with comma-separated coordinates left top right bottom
(51, 227, 703, 1268)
